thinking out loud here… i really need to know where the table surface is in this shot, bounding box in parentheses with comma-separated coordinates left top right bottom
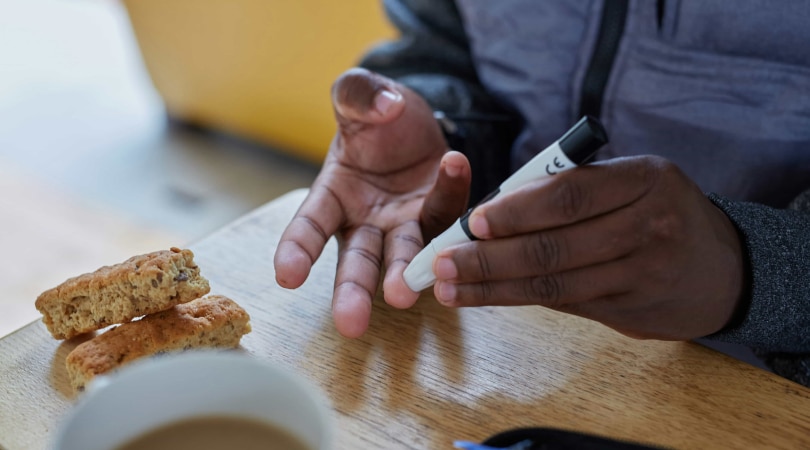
(2, 189, 809, 450)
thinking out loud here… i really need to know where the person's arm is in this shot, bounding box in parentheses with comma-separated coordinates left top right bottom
(706, 190, 810, 386)
(360, 0, 523, 203)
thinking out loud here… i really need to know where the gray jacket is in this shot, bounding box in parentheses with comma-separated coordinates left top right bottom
(360, 0, 810, 386)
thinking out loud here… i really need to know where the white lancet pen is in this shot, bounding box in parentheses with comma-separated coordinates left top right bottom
(403, 116, 609, 292)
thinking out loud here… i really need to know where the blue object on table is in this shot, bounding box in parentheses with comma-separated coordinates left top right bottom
(454, 439, 533, 450)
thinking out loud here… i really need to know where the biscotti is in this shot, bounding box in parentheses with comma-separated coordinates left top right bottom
(65, 295, 252, 391)
(35, 247, 210, 339)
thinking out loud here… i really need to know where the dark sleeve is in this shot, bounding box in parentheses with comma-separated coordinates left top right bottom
(359, 0, 523, 204)
(706, 190, 810, 386)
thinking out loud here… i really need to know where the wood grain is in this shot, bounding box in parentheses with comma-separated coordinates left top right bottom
(1, 189, 809, 449)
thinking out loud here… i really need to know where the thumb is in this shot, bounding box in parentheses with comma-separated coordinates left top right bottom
(331, 67, 406, 126)
(420, 151, 472, 240)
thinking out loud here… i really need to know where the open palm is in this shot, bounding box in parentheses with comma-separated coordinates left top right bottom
(274, 68, 470, 338)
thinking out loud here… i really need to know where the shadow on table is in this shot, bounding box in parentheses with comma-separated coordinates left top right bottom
(316, 295, 802, 448)
(49, 332, 96, 400)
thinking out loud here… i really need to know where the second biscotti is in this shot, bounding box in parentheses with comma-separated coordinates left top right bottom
(35, 247, 210, 340)
(65, 294, 252, 391)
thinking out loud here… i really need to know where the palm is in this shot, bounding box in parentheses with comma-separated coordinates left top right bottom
(320, 127, 445, 236)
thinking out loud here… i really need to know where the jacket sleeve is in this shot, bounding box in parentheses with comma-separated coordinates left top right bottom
(706, 190, 810, 386)
(359, 0, 523, 204)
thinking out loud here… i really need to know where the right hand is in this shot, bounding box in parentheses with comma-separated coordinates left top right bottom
(273, 68, 472, 338)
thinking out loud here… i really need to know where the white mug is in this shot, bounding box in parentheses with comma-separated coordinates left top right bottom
(51, 351, 333, 450)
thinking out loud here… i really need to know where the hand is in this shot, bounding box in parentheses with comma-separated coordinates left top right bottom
(273, 68, 471, 338)
(432, 156, 745, 340)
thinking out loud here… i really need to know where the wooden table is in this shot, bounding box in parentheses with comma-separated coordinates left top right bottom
(2, 189, 809, 449)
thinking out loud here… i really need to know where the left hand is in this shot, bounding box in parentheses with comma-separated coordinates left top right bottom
(431, 156, 745, 340)
(274, 68, 470, 338)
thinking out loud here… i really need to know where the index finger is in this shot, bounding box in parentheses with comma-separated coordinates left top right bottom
(468, 156, 663, 239)
(274, 185, 345, 289)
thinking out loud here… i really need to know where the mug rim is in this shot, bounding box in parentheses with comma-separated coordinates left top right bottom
(51, 350, 333, 450)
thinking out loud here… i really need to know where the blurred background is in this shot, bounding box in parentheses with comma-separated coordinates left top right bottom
(0, 0, 393, 336)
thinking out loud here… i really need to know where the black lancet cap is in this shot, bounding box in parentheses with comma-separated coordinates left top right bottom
(558, 116, 608, 164)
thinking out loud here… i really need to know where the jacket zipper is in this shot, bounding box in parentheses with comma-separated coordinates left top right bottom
(578, 0, 629, 119)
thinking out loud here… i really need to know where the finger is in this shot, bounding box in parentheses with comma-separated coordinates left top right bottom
(274, 185, 344, 289)
(434, 260, 632, 309)
(420, 151, 472, 240)
(468, 156, 664, 239)
(330, 70, 443, 175)
(331, 67, 405, 126)
(435, 205, 644, 283)
(332, 224, 384, 338)
(382, 219, 423, 308)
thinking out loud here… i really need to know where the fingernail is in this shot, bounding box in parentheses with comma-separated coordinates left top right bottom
(444, 162, 462, 178)
(435, 256, 457, 280)
(436, 281, 457, 304)
(374, 89, 401, 115)
(469, 213, 490, 238)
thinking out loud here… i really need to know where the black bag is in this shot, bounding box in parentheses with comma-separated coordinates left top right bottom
(478, 427, 667, 450)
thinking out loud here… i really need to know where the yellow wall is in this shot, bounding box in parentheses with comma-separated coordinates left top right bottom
(123, 1, 395, 163)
